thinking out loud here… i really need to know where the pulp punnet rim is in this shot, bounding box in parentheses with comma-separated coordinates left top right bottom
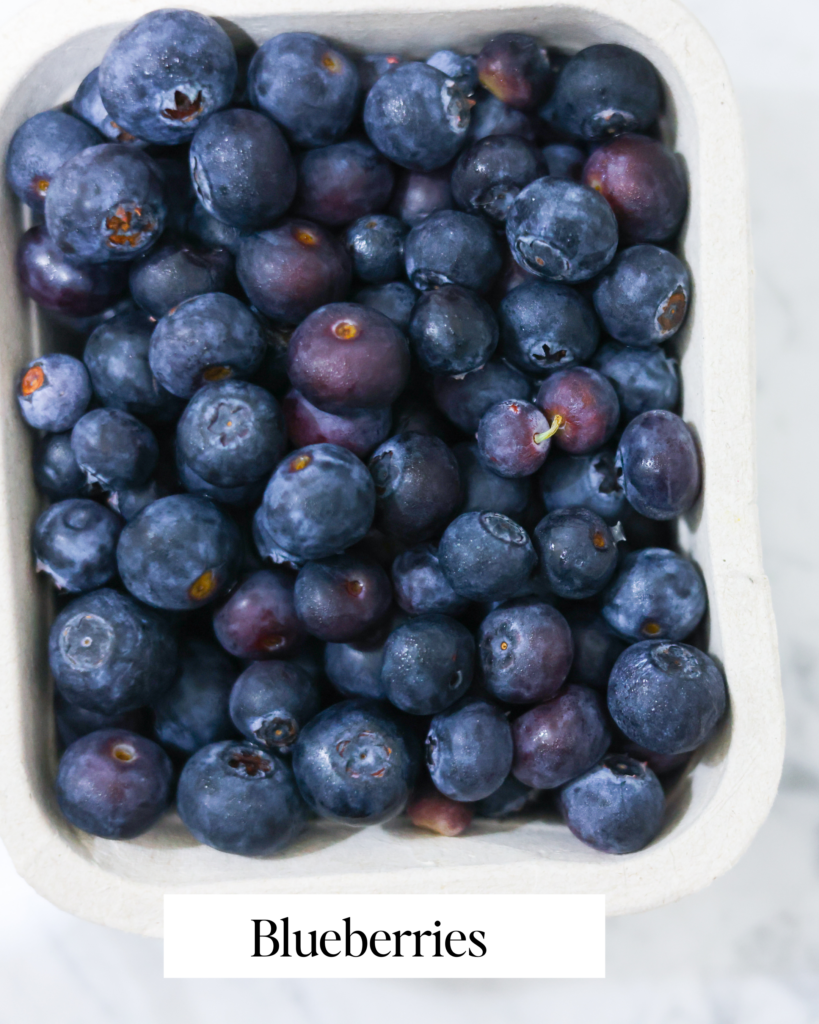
(0, 0, 784, 937)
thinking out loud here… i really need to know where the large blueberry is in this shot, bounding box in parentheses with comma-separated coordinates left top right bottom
(479, 600, 573, 704)
(382, 613, 474, 715)
(390, 166, 453, 226)
(535, 367, 620, 455)
(17, 353, 91, 432)
(498, 280, 599, 377)
(345, 214, 406, 284)
(117, 494, 242, 610)
(295, 554, 391, 642)
(214, 569, 304, 660)
(72, 67, 147, 145)
(426, 700, 513, 802)
(152, 640, 238, 758)
(149, 292, 266, 399)
(408, 285, 499, 375)
(292, 699, 419, 824)
(364, 62, 470, 171)
(177, 740, 308, 855)
(56, 729, 173, 839)
(6, 110, 102, 214)
(71, 408, 158, 490)
(49, 588, 178, 714)
(616, 409, 700, 519)
(558, 754, 665, 854)
(452, 135, 543, 222)
(392, 544, 470, 617)
(99, 9, 237, 144)
(438, 511, 537, 602)
(256, 444, 375, 563)
(477, 33, 552, 111)
(129, 241, 232, 321)
(608, 640, 726, 754)
(229, 660, 321, 753)
(45, 144, 166, 263)
(506, 177, 618, 282)
(249, 33, 359, 148)
(534, 507, 618, 600)
(33, 498, 122, 593)
(405, 210, 501, 292)
(296, 140, 394, 228)
(477, 398, 553, 479)
(601, 547, 706, 642)
(592, 342, 680, 422)
(33, 432, 86, 499)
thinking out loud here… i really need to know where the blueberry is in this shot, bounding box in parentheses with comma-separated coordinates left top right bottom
(293, 699, 418, 825)
(558, 754, 665, 853)
(608, 641, 726, 754)
(506, 177, 618, 282)
(17, 353, 91, 432)
(287, 302, 410, 411)
(99, 9, 237, 145)
(364, 62, 470, 172)
(616, 409, 700, 519)
(283, 388, 391, 459)
(427, 51, 478, 94)
(426, 700, 513, 801)
(295, 554, 391, 642)
(152, 639, 238, 758)
(382, 613, 473, 715)
(601, 547, 706, 642)
(176, 379, 285, 490)
(467, 92, 537, 143)
(452, 135, 543, 223)
(45, 144, 166, 263)
(563, 604, 627, 689)
(187, 201, 245, 254)
(477, 398, 553, 478)
(214, 569, 305, 659)
(16, 226, 128, 317)
(6, 110, 102, 213)
(354, 282, 417, 331)
(229, 660, 321, 752)
(256, 444, 375, 563)
(534, 507, 618, 599)
(477, 33, 552, 110)
(189, 108, 296, 230)
(389, 166, 453, 226)
(479, 599, 573, 703)
(83, 309, 183, 422)
(296, 140, 394, 227)
(177, 739, 308, 855)
(408, 285, 499, 375)
(583, 134, 687, 243)
(541, 143, 586, 181)
(474, 774, 535, 818)
(512, 684, 610, 788)
(71, 408, 158, 490)
(550, 44, 662, 140)
(592, 342, 680, 422)
(359, 53, 404, 91)
(236, 220, 351, 325)
(405, 210, 501, 292)
(129, 240, 233, 319)
(117, 494, 241, 610)
(54, 692, 150, 749)
(107, 477, 170, 522)
(249, 33, 360, 149)
(345, 214, 406, 283)
(433, 359, 531, 434)
(439, 512, 537, 603)
(498, 280, 599, 376)
(593, 245, 690, 345)
(33, 498, 122, 593)
(33, 432, 86, 499)
(407, 785, 474, 835)
(72, 67, 146, 145)
(49, 587, 178, 714)
(539, 449, 626, 523)
(391, 543, 470, 617)
(535, 367, 620, 454)
(454, 442, 531, 519)
(56, 728, 173, 839)
(324, 614, 404, 700)
(149, 292, 266, 399)
(369, 432, 461, 544)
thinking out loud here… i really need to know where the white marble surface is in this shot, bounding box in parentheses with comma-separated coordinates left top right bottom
(2, 0, 818, 1017)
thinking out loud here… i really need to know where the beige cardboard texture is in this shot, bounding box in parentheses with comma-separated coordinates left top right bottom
(0, 0, 784, 937)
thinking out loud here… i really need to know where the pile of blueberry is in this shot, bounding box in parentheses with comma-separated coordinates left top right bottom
(9, 9, 726, 859)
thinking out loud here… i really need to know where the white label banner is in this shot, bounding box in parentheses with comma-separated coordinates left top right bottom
(164, 894, 605, 979)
